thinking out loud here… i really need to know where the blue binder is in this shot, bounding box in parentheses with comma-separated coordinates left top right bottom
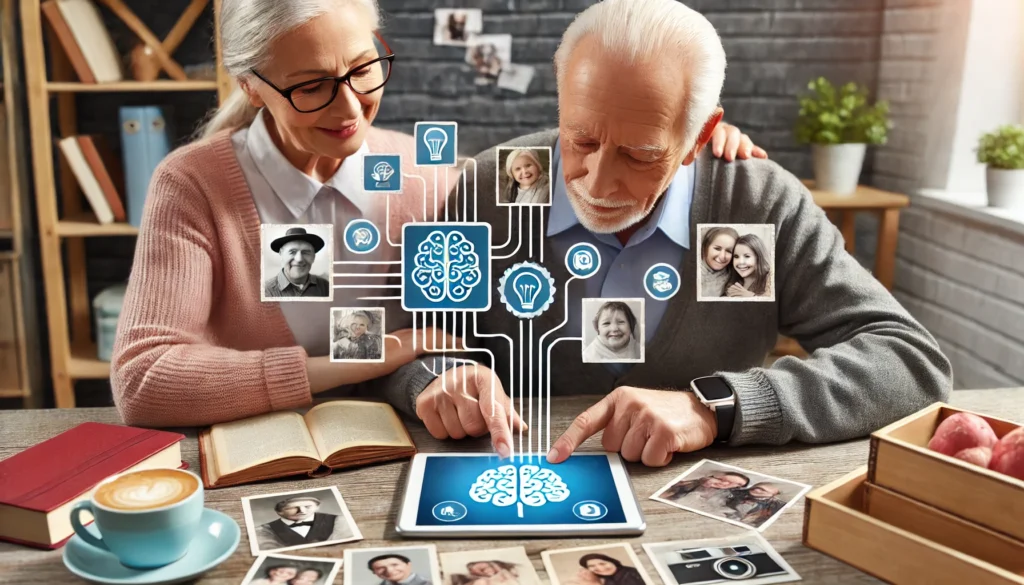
(119, 106, 172, 227)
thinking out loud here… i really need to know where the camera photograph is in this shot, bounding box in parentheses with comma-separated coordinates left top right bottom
(696, 224, 775, 302)
(495, 147, 552, 206)
(330, 308, 385, 363)
(432, 8, 482, 46)
(261, 224, 334, 302)
(240, 553, 343, 585)
(438, 546, 543, 585)
(344, 545, 443, 585)
(241, 486, 362, 556)
(541, 542, 656, 585)
(581, 298, 645, 364)
(642, 533, 799, 585)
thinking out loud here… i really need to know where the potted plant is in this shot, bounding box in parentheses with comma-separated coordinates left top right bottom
(977, 124, 1024, 210)
(795, 77, 891, 195)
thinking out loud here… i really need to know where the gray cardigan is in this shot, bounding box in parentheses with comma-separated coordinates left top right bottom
(381, 129, 952, 447)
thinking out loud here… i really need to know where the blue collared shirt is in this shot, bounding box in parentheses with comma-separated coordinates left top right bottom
(547, 138, 694, 373)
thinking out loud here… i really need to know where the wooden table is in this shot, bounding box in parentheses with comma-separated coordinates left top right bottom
(2, 389, 1020, 584)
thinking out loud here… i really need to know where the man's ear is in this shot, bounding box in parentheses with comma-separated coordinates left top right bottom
(238, 77, 265, 108)
(682, 107, 724, 165)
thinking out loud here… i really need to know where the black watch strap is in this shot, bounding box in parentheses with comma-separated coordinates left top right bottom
(714, 401, 735, 443)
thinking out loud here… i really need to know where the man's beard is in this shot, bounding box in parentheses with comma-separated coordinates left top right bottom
(566, 178, 649, 234)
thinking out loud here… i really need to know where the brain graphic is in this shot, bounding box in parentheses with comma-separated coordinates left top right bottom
(411, 230, 482, 303)
(469, 464, 569, 516)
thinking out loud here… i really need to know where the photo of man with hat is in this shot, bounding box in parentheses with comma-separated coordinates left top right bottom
(262, 224, 333, 299)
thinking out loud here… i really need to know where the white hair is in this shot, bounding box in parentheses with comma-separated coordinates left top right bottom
(196, 0, 381, 139)
(553, 0, 726, 152)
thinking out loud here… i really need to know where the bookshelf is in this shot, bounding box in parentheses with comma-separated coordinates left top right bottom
(19, 0, 229, 407)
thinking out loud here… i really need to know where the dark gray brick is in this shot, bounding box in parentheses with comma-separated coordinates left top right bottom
(708, 11, 879, 36)
(725, 37, 878, 61)
(883, 7, 942, 33)
(719, 96, 801, 130)
(378, 0, 516, 13)
(687, 0, 882, 11)
(482, 13, 577, 36)
(377, 95, 559, 125)
(380, 13, 434, 37)
(385, 62, 477, 97)
(511, 38, 563, 62)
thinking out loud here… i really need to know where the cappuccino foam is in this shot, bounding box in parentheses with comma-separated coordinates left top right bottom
(94, 469, 198, 511)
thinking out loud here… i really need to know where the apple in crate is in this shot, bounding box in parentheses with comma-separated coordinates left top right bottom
(927, 412, 998, 461)
(989, 427, 1024, 480)
(952, 446, 992, 467)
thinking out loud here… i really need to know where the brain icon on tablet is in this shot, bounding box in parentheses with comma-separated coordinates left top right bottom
(469, 464, 569, 518)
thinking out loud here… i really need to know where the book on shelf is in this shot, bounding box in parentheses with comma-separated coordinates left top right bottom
(57, 135, 127, 224)
(41, 0, 124, 84)
(198, 400, 417, 489)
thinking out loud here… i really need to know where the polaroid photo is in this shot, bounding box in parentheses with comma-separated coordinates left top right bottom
(497, 63, 536, 94)
(330, 307, 385, 363)
(642, 532, 800, 585)
(465, 34, 512, 85)
(695, 224, 776, 302)
(495, 146, 552, 206)
(242, 485, 362, 556)
(439, 546, 543, 585)
(581, 298, 645, 363)
(345, 545, 443, 585)
(650, 459, 811, 532)
(542, 542, 656, 585)
(433, 8, 482, 46)
(241, 552, 343, 585)
(261, 223, 335, 302)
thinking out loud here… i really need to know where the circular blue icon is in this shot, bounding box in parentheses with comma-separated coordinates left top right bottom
(432, 501, 467, 522)
(572, 500, 608, 521)
(644, 262, 680, 300)
(344, 219, 380, 254)
(565, 243, 601, 279)
(498, 261, 555, 319)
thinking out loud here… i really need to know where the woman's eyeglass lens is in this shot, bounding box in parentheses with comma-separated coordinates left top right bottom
(288, 57, 392, 112)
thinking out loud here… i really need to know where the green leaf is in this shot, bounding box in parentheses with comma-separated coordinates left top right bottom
(793, 76, 890, 144)
(976, 124, 1024, 169)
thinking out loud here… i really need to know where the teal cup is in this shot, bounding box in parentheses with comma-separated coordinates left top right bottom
(70, 468, 204, 569)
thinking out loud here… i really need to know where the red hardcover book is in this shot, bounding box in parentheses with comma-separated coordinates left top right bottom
(0, 422, 187, 549)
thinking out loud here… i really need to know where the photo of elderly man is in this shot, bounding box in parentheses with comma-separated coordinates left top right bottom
(243, 487, 361, 555)
(261, 224, 333, 301)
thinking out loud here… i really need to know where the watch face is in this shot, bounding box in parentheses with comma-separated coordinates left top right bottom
(693, 377, 733, 401)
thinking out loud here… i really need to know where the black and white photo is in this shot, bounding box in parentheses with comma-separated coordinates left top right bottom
(439, 546, 542, 585)
(650, 459, 810, 532)
(541, 543, 655, 585)
(465, 34, 511, 85)
(242, 486, 362, 556)
(496, 147, 552, 206)
(696, 224, 775, 302)
(642, 533, 800, 585)
(241, 553, 342, 585)
(331, 308, 385, 363)
(261, 224, 334, 302)
(433, 8, 482, 46)
(581, 298, 645, 363)
(496, 64, 536, 95)
(344, 545, 442, 585)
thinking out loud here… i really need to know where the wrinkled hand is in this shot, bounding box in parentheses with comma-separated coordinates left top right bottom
(416, 364, 525, 458)
(547, 387, 717, 467)
(726, 283, 755, 297)
(711, 122, 768, 161)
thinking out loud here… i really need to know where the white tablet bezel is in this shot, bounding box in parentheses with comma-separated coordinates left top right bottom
(395, 452, 646, 537)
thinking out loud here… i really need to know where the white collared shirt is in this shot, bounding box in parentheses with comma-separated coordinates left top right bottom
(282, 517, 313, 537)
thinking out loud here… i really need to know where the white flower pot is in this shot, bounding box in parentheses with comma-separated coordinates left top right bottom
(985, 167, 1024, 210)
(811, 143, 867, 195)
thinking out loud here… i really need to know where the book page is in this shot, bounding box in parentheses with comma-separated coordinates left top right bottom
(304, 401, 412, 460)
(209, 411, 320, 476)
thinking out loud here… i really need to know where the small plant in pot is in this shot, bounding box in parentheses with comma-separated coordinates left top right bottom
(977, 124, 1024, 210)
(795, 77, 890, 195)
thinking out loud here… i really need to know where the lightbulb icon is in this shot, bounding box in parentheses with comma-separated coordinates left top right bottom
(512, 272, 542, 310)
(423, 127, 448, 161)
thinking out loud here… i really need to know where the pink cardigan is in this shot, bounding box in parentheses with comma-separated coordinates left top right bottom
(110, 126, 455, 427)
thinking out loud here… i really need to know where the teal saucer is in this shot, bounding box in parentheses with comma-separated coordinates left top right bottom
(62, 508, 240, 584)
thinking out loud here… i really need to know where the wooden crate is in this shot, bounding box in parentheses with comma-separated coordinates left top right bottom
(0, 259, 21, 391)
(868, 402, 1024, 541)
(803, 466, 1024, 584)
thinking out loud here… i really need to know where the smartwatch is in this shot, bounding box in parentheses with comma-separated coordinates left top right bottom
(689, 376, 736, 443)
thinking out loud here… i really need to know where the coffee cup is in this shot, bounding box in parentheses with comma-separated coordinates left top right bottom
(70, 467, 204, 569)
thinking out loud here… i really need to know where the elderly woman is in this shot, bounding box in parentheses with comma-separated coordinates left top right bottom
(111, 0, 765, 433)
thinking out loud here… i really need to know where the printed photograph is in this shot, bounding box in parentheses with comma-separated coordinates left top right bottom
(649, 459, 811, 532)
(241, 553, 343, 585)
(331, 308, 385, 363)
(465, 34, 512, 85)
(439, 546, 542, 585)
(695, 224, 776, 302)
(642, 532, 800, 585)
(261, 224, 334, 302)
(496, 64, 536, 94)
(433, 8, 483, 46)
(541, 542, 655, 585)
(345, 545, 443, 585)
(242, 485, 362, 556)
(581, 298, 645, 364)
(496, 147, 552, 206)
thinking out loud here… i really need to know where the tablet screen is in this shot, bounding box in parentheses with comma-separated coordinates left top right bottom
(414, 454, 628, 526)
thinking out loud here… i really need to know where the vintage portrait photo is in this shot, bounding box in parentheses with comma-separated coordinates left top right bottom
(696, 224, 775, 302)
(496, 147, 552, 206)
(261, 224, 334, 302)
(650, 459, 811, 532)
(465, 34, 512, 85)
(344, 545, 443, 585)
(642, 532, 800, 585)
(242, 485, 362, 556)
(331, 308, 385, 363)
(541, 542, 655, 585)
(433, 8, 482, 46)
(439, 546, 542, 585)
(241, 553, 343, 585)
(581, 298, 645, 364)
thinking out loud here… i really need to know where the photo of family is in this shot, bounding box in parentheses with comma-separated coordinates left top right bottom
(496, 147, 552, 206)
(581, 298, 645, 363)
(261, 224, 334, 302)
(439, 546, 542, 585)
(696, 224, 775, 302)
(541, 543, 655, 585)
(331, 308, 385, 363)
(241, 553, 343, 585)
(433, 8, 482, 46)
(465, 34, 512, 85)
(650, 460, 811, 532)
(241, 486, 362, 556)
(642, 533, 800, 585)
(344, 545, 443, 585)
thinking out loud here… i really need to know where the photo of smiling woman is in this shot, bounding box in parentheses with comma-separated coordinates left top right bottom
(496, 147, 552, 205)
(696, 224, 775, 302)
(541, 544, 654, 585)
(581, 299, 645, 363)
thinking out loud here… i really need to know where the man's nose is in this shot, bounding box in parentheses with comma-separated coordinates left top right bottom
(584, 148, 619, 197)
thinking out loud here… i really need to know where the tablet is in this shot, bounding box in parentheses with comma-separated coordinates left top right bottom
(395, 452, 646, 537)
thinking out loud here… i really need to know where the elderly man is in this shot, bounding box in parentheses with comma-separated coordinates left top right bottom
(263, 226, 331, 297)
(254, 495, 354, 551)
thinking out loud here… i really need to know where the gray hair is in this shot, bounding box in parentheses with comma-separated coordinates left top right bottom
(196, 0, 382, 139)
(553, 0, 726, 153)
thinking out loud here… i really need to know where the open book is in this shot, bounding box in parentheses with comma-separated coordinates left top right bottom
(198, 400, 417, 489)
